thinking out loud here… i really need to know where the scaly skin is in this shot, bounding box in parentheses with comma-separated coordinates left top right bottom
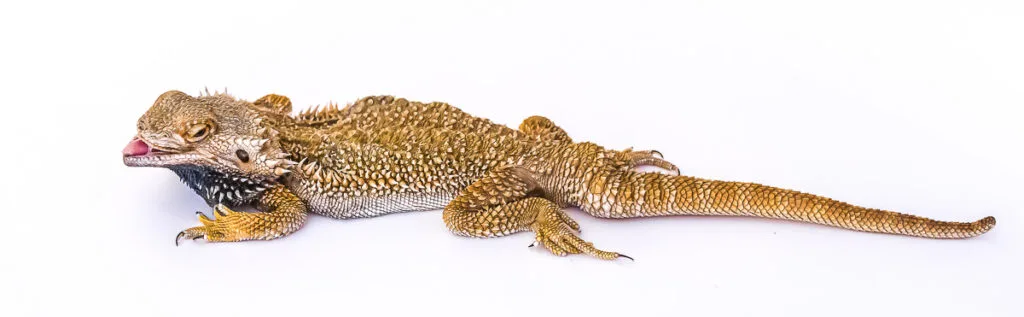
(123, 89, 996, 260)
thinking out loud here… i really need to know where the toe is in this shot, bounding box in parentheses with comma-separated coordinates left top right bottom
(555, 210, 581, 233)
(556, 236, 583, 254)
(197, 212, 214, 225)
(175, 226, 207, 246)
(542, 239, 569, 256)
(561, 232, 622, 260)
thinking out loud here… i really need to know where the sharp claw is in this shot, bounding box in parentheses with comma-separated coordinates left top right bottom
(175, 231, 185, 246)
(193, 235, 204, 241)
(528, 241, 537, 248)
(617, 253, 635, 261)
(651, 150, 663, 158)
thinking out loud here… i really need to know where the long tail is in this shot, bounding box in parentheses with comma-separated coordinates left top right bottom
(580, 171, 996, 238)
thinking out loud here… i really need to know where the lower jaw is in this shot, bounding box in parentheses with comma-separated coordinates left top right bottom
(123, 154, 190, 167)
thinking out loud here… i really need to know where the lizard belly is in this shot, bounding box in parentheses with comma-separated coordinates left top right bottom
(294, 183, 457, 219)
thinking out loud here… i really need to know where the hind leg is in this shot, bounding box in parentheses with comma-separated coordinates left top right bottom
(442, 165, 630, 260)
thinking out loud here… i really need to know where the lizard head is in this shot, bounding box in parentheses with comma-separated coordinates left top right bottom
(123, 90, 297, 205)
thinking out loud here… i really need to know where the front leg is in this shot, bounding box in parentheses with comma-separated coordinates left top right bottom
(176, 185, 308, 245)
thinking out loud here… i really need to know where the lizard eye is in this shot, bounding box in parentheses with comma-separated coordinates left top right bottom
(185, 122, 213, 142)
(236, 149, 250, 163)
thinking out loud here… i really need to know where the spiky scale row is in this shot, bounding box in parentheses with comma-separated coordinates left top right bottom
(295, 102, 346, 125)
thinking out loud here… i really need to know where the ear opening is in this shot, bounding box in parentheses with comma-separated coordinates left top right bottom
(252, 94, 293, 115)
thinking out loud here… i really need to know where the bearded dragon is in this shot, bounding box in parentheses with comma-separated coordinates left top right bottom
(122, 89, 996, 260)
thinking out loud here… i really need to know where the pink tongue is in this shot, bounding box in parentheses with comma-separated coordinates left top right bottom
(122, 138, 151, 156)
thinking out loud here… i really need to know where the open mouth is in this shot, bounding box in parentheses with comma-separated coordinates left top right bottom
(122, 136, 188, 166)
(122, 137, 169, 157)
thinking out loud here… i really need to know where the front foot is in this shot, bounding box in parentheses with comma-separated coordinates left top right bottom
(175, 204, 277, 245)
(530, 208, 632, 261)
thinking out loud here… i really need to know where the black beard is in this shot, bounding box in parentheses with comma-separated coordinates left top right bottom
(170, 165, 274, 207)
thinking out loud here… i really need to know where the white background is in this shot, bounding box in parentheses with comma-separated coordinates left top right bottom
(1, 1, 1021, 316)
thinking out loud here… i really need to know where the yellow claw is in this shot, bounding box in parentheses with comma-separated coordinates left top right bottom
(175, 225, 207, 246)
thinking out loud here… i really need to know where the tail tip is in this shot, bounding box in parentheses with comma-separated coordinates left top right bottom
(975, 216, 997, 233)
